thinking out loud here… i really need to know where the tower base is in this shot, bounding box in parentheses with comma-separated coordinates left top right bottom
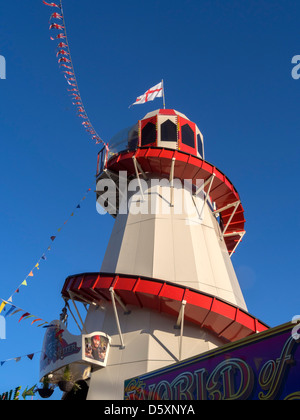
(84, 304, 225, 400)
(61, 272, 269, 400)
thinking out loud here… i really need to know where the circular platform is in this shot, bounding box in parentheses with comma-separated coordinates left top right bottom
(62, 272, 269, 343)
(99, 147, 246, 255)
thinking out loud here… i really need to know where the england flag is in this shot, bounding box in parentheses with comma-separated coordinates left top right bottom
(129, 81, 164, 107)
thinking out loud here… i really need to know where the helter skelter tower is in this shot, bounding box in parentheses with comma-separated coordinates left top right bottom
(61, 109, 268, 400)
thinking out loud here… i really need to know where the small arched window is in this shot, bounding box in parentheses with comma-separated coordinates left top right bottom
(197, 133, 203, 157)
(181, 124, 195, 148)
(141, 122, 156, 146)
(161, 119, 177, 142)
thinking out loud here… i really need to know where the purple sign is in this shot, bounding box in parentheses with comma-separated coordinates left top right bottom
(124, 322, 300, 400)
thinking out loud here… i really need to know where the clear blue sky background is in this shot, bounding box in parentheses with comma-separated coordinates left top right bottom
(0, 0, 299, 399)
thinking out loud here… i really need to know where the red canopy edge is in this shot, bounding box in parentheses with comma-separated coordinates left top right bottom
(62, 272, 268, 343)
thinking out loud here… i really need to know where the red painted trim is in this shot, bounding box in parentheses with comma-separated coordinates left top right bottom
(62, 273, 269, 343)
(140, 116, 157, 148)
(177, 117, 197, 156)
(158, 109, 177, 116)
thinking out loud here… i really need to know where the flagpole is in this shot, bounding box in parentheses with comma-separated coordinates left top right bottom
(162, 79, 166, 109)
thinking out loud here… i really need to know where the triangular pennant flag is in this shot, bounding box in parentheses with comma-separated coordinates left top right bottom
(4, 305, 16, 318)
(35, 264, 40, 270)
(57, 228, 61, 232)
(76, 205, 80, 209)
(7, 297, 13, 303)
(19, 312, 30, 323)
(23, 315, 35, 321)
(1, 361, 6, 367)
(41, 254, 47, 261)
(27, 354, 34, 361)
(50, 236, 56, 241)
(21, 280, 28, 286)
(31, 318, 42, 325)
(70, 212, 74, 217)
(0, 302, 7, 314)
(28, 271, 34, 277)
(10, 309, 22, 317)
(15, 357, 21, 363)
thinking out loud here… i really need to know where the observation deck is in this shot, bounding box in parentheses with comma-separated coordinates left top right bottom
(96, 109, 246, 256)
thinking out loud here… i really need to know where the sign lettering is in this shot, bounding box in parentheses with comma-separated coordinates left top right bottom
(124, 323, 300, 400)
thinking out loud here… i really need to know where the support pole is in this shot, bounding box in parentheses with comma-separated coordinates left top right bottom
(162, 79, 166, 109)
(132, 156, 145, 202)
(222, 200, 240, 236)
(213, 200, 240, 215)
(109, 287, 125, 349)
(175, 300, 187, 361)
(65, 300, 82, 334)
(134, 156, 148, 180)
(68, 292, 87, 333)
(199, 173, 215, 218)
(113, 291, 131, 315)
(228, 231, 246, 257)
(169, 157, 176, 207)
(194, 174, 214, 197)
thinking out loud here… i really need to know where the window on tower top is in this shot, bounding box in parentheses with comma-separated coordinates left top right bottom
(197, 133, 203, 158)
(141, 122, 156, 146)
(181, 124, 195, 148)
(161, 119, 177, 142)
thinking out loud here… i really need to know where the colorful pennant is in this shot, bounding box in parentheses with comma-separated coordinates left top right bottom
(43, 0, 107, 148)
(0, 351, 41, 368)
(0, 299, 50, 329)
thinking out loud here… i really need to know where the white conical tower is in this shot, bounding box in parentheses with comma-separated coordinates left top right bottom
(61, 109, 268, 400)
(100, 178, 246, 309)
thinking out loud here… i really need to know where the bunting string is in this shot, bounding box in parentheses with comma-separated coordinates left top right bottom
(0, 298, 52, 329)
(0, 187, 92, 312)
(43, 0, 108, 148)
(0, 351, 42, 367)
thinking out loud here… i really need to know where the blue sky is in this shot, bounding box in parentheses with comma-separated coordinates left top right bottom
(0, 0, 299, 399)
